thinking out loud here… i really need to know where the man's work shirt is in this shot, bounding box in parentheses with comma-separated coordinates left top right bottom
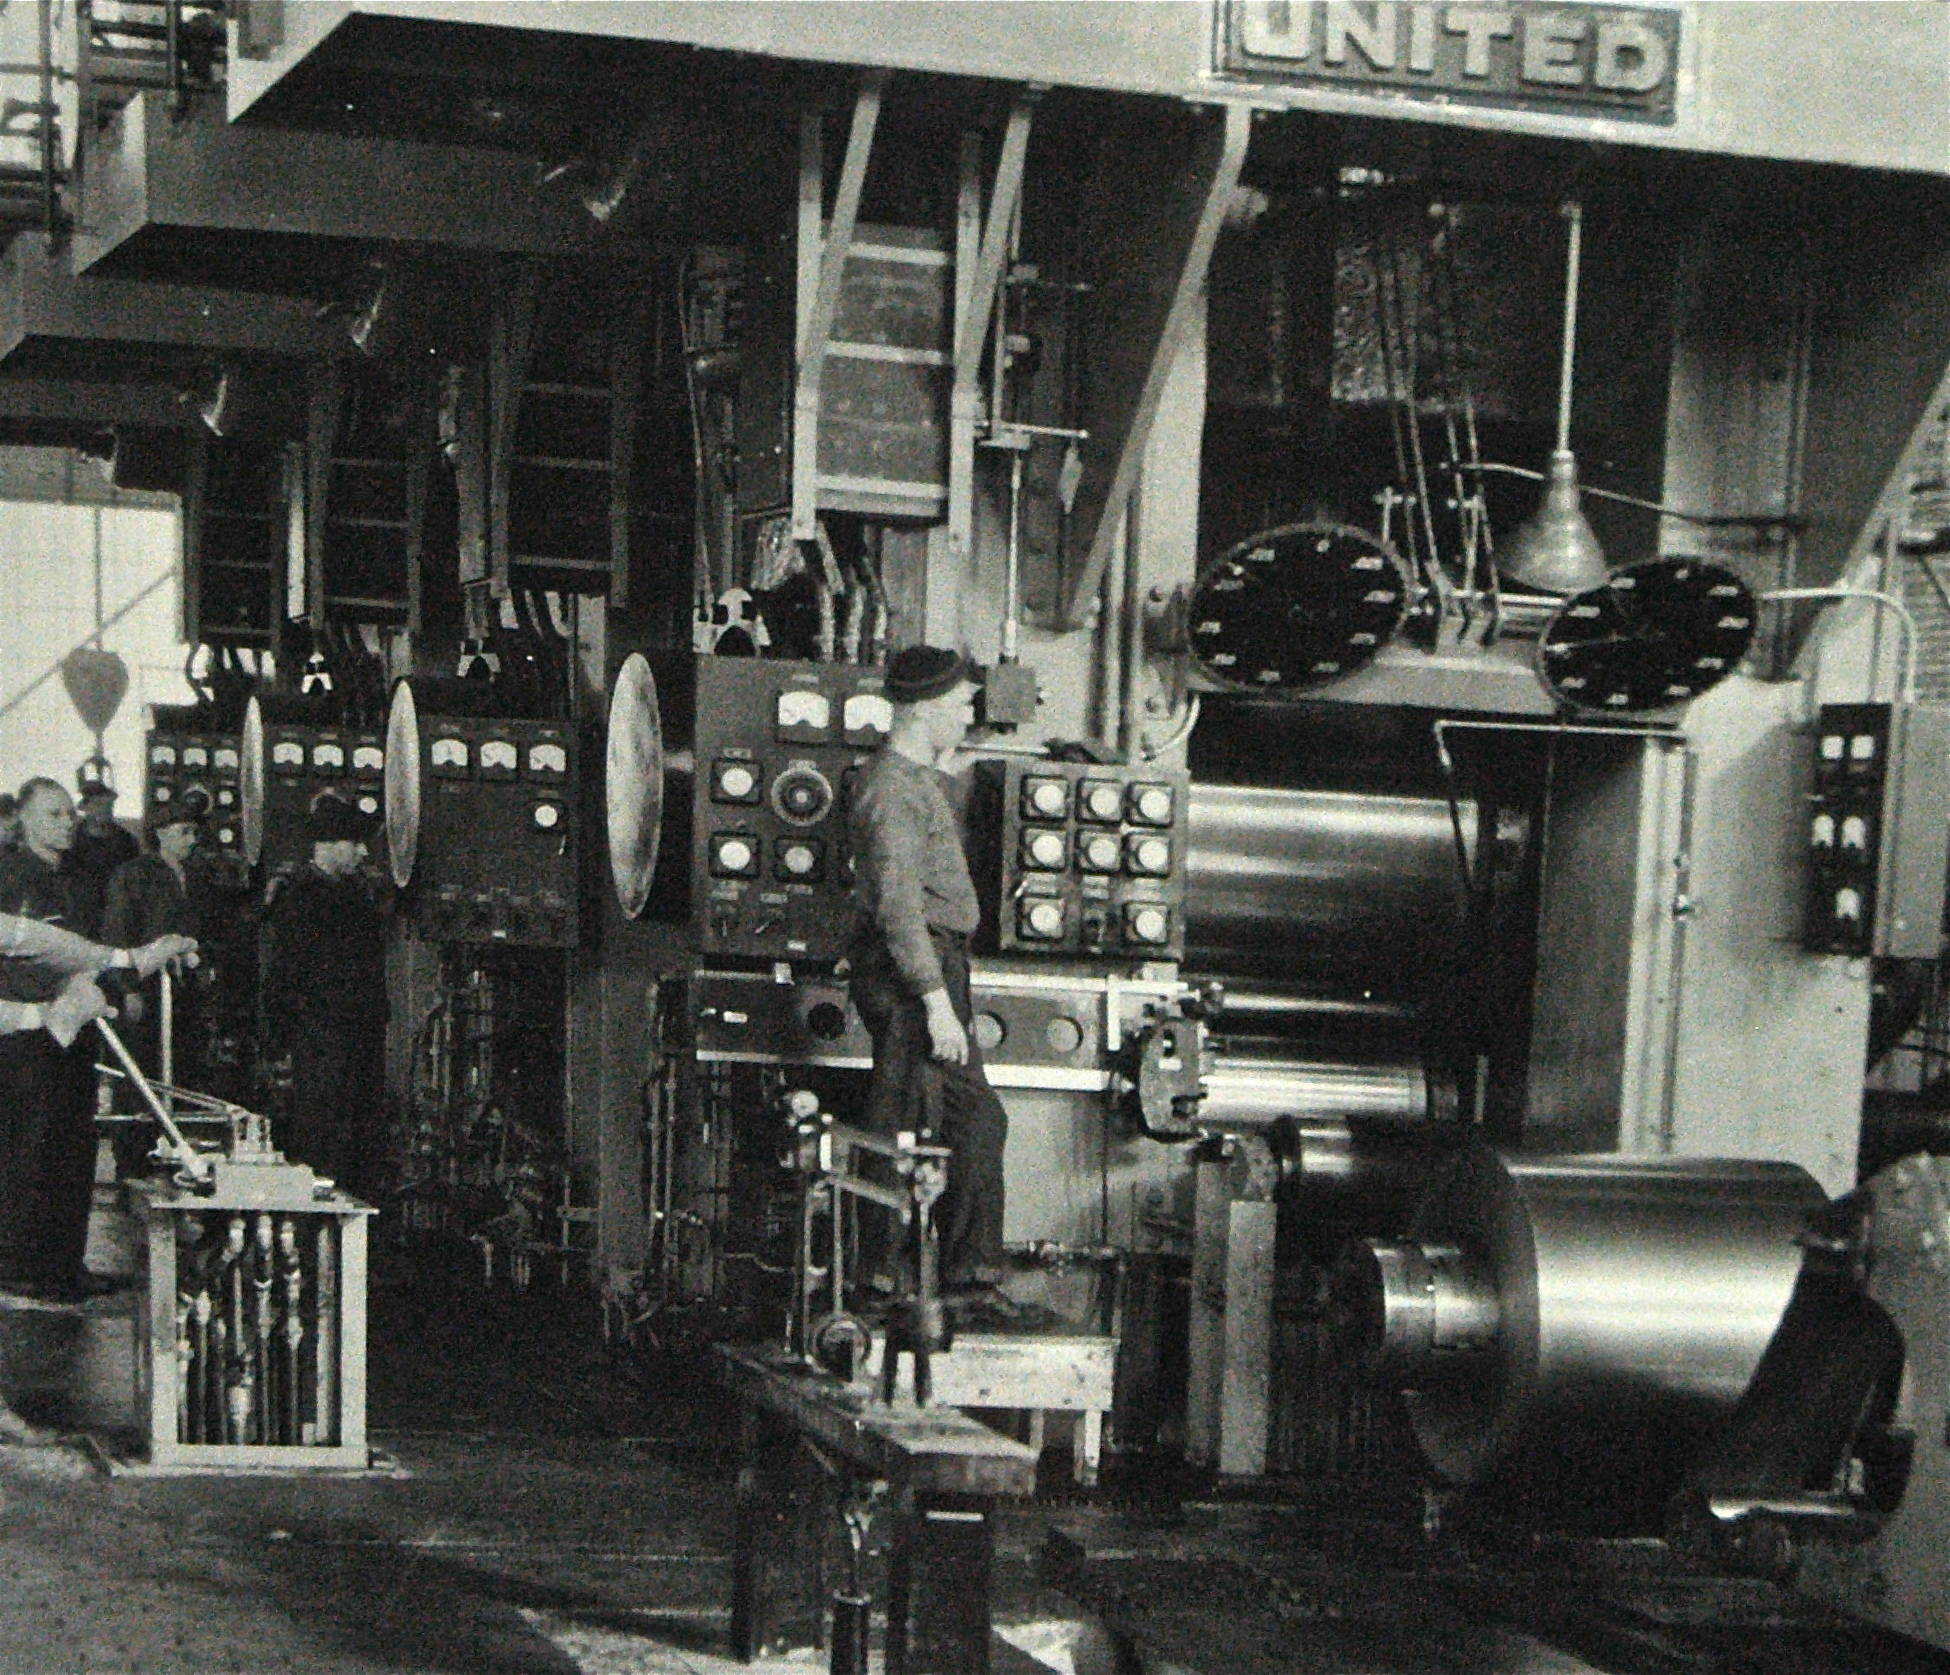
(848, 749, 979, 998)
(0, 851, 80, 1004)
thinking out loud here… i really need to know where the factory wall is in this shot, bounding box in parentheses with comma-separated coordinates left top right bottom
(0, 494, 192, 801)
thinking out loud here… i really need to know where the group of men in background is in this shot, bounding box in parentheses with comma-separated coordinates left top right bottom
(0, 767, 388, 1306)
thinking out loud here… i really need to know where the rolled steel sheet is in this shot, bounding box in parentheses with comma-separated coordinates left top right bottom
(1184, 784, 1473, 994)
(1351, 1147, 1823, 1513)
(1198, 1045, 1427, 1125)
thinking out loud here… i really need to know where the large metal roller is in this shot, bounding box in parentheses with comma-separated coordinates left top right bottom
(1339, 1148, 1824, 1513)
(1183, 784, 1474, 994)
(1199, 1039, 1427, 1125)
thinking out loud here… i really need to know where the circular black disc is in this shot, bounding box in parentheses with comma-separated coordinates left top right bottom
(1188, 522, 1412, 694)
(1538, 558, 1757, 714)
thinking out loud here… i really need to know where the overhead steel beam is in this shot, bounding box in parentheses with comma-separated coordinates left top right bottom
(74, 88, 619, 280)
(0, 372, 192, 428)
(1059, 101, 1247, 630)
(0, 237, 343, 364)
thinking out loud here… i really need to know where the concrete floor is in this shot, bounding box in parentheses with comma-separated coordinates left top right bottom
(0, 1177, 1105, 1675)
(0, 1177, 1940, 1675)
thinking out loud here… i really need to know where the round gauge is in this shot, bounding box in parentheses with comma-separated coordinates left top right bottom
(533, 801, 562, 830)
(604, 652, 666, 920)
(240, 697, 268, 866)
(1189, 521, 1412, 693)
(1538, 558, 1757, 714)
(717, 763, 758, 800)
(771, 765, 835, 826)
(715, 835, 757, 874)
(780, 842, 819, 877)
(385, 680, 423, 887)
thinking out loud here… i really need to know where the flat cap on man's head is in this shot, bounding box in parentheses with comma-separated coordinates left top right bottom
(307, 794, 374, 846)
(885, 644, 974, 704)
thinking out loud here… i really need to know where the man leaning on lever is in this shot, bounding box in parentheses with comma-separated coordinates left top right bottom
(0, 913, 196, 1304)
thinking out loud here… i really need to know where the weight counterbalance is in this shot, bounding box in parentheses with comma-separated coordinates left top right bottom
(99, 1020, 376, 1469)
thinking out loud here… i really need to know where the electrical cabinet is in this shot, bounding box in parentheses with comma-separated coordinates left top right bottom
(145, 715, 245, 877)
(1804, 702, 1950, 958)
(688, 656, 890, 961)
(967, 758, 1191, 961)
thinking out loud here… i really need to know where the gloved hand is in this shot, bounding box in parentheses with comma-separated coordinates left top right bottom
(130, 934, 198, 979)
(44, 974, 114, 1049)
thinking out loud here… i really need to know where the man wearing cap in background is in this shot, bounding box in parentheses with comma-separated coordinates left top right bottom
(847, 644, 1017, 1320)
(260, 791, 389, 1195)
(66, 767, 140, 940)
(100, 804, 208, 1181)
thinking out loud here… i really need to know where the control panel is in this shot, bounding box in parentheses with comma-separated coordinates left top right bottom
(411, 715, 580, 947)
(1803, 702, 1950, 959)
(967, 759, 1191, 960)
(260, 722, 386, 877)
(691, 656, 890, 961)
(145, 726, 245, 877)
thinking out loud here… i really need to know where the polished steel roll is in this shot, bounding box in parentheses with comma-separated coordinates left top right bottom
(1184, 784, 1473, 994)
(1199, 1043, 1427, 1125)
(1342, 1148, 1824, 1506)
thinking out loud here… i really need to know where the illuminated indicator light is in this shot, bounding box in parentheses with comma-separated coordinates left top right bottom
(533, 802, 561, 830)
(272, 742, 304, 768)
(781, 844, 817, 876)
(353, 746, 384, 772)
(719, 764, 757, 799)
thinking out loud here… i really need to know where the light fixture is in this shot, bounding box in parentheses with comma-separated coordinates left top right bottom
(1499, 201, 1610, 596)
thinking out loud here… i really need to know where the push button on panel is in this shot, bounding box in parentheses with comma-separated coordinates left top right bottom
(712, 759, 762, 803)
(710, 832, 761, 877)
(1125, 834, 1172, 877)
(1079, 832, 1122, 874)
(1129, 783, 1175, 826)
(776, 839, 825, 881)
(1079, 780, 1124, 824)
(1018, 898, 1067, 941)
(1021, 776, 1069, 820)
(1021, 829, 1068, 871)
(1124, 903, 1171, 946)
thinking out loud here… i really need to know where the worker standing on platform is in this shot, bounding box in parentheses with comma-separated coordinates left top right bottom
(259, 794, 388, 1196)
(846, 646, 1015, 1319)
